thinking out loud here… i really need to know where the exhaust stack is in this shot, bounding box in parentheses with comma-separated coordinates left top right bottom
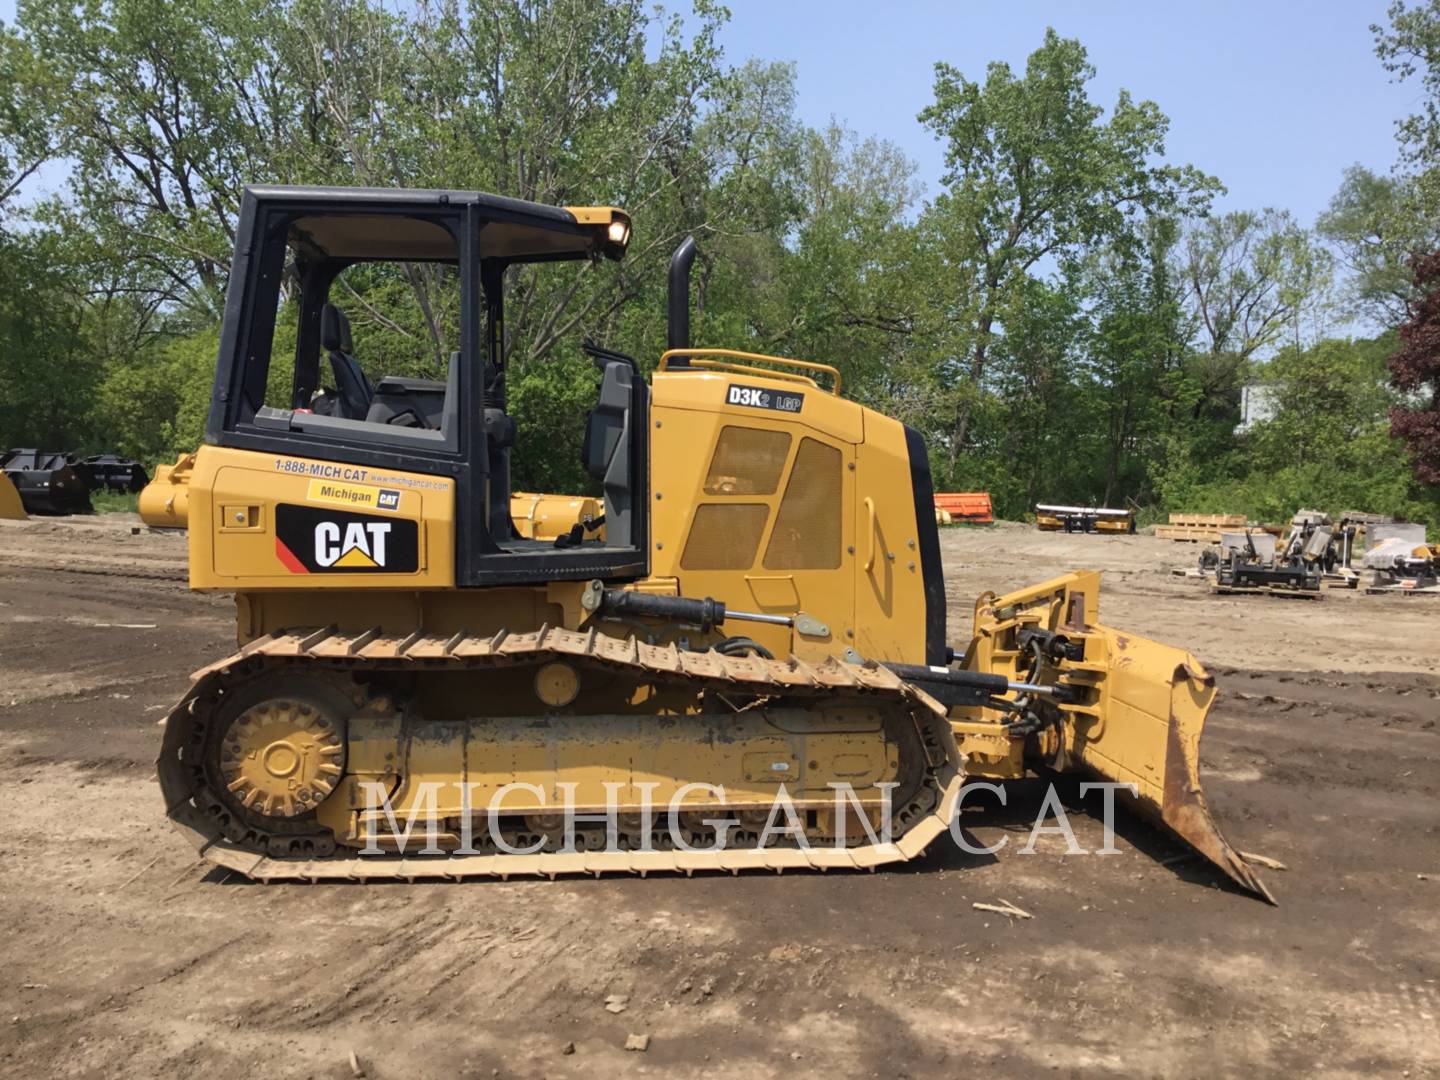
(667, 236, 697, 357)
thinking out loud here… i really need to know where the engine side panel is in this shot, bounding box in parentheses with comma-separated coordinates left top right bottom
(647, 369, 930, 666)
(187, 445, 456, 591)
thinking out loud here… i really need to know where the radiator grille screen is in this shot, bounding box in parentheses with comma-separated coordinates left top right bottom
(703, 426, 791, 495)
(765, 438, 842, 570)
(681, 503, 770, 570)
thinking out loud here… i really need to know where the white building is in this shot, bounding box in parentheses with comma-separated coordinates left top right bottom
(1237, 381, 1279, 433)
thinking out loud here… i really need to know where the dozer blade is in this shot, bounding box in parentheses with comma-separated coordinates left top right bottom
(968, 571, 1275, 903)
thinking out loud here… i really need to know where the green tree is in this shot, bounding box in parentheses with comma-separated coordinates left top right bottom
(0, 22, 55, 211)
(1084, 217, 1191, 505)
(1163, 335, 1439, 529)
(916, 28, 1217, 477)
(1375, 1, 1440, 168)
(0, 230, 100, 449)
(1374, 1, 1440, 222)
(1178, 208, 1333, 427)
(1317, 166, 1437, 326)
(13, 0, 307, 318)
(979, 275, 1087, 515)
(1252, 338, 1396, 471)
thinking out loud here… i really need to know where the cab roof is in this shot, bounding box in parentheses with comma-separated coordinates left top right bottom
(243, 184, 630, 263)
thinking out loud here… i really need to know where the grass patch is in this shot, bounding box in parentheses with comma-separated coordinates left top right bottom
(90, 490, 140, 514)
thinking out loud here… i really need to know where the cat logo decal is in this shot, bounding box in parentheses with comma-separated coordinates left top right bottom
(274, 504, 419, 574)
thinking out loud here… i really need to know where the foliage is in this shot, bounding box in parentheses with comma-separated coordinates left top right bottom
(1374, 1, 1440, 169)
(1389, 252, 1440, 484)
(915, 28, 1218, 474)
(1318, 166, 1438, 324)
(90, 489, 140, 513)
(0, 7, 1433, 532)
(0, 229, 100, 449)
(1159, 335, 1439, 530)
(1373, 2, 1440, 255)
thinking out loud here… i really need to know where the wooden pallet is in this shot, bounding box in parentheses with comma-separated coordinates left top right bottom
(1212, 584, 1323, 600)
(1168, 513, 1247, 527)
(1155, 513, 1249, 544)
(1155, 525, 1223, 542)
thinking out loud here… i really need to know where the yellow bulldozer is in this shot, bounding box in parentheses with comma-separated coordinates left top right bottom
(156, 185, 1270, 901)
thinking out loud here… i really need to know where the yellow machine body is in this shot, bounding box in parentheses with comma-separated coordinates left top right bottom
(954, 571, 1273, 901)
(0, 473, 26, 520)
(164, 355, 1265, 898)
(510, 492, 603, 541)
(184, 359, 930, 671)
(157, 188, 1268, 899)
(137, 451, 195, 529)
(163, 355, 962, 879)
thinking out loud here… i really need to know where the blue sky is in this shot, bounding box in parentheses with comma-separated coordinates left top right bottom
(0, 0, 1417, 226)
(688, 0, 1417, 225)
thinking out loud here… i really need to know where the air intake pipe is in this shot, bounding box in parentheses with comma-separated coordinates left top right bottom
(667, 235, 697, 360)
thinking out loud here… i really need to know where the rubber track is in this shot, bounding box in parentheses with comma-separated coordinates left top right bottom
(158, 624, 964, 882)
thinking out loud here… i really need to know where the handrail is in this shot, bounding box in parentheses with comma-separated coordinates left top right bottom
(668, 358, 820, 391)
(863, 496, 877, 572)
(659, 348, 843, 395)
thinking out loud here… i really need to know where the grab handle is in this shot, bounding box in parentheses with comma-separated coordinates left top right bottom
(863, 497, 876, 572)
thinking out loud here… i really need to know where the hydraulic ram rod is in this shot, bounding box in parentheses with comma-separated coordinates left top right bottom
(584, 589, 1063, 701)
(722, 609, 792, 626)
(883, 662, 1076, 706)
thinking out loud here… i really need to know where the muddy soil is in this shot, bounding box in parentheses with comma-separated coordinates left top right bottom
(0, 515, 1436, 1079)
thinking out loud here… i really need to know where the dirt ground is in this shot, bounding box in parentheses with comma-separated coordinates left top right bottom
(0, 515, 1437, 1079)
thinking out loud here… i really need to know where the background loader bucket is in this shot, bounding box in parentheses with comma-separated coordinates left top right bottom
(0, 473, 26, 519)
(0, 449, 92, 515)
(968, 571, 1275, 903)
(74, 454, 149, 494)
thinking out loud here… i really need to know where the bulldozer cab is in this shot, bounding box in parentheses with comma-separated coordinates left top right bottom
(205, 186, 645, 585)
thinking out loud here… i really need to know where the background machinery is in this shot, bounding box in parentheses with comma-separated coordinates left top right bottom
(73, 454, 149, 496)
(2, 448, 150, 515)
(155, 185, 1271, 901)
(1, 449, 93, 515)
(1035, 504, 1135, 533)
(1203, 510, 1358, 595)
(933, 491, 993, 525)
(1363, 523, 1439, 593)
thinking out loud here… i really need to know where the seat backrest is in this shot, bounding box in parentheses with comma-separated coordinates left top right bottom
(581, 358, 638, 544)
(320, 303, 373, 419)
(582, 396, 623, 481)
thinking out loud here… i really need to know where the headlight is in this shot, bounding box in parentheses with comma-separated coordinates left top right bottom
(607, 220, 630, 246)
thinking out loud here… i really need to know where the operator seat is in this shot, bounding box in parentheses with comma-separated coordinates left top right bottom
(580, 344, 639, 546)
(320, 303, 374, 420)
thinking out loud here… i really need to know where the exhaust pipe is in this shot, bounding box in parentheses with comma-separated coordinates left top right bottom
(667, 236, 697, 358)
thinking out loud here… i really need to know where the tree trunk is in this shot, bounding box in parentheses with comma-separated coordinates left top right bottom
(946, 310, 995, 477)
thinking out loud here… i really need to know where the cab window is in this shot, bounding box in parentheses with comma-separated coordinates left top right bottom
(237, 211, 466, 454)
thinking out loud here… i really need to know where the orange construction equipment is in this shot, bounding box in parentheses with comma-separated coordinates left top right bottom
(934, 491, 993, 525)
